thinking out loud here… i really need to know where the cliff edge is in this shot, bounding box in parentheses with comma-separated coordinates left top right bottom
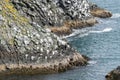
(0, 0, 112, 75)
(0, 0, 88, 75)
(11, 0, 112, 36)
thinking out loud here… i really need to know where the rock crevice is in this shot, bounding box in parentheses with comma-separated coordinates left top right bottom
(0, 0, 88, 75)
(11, 0, 91, 27)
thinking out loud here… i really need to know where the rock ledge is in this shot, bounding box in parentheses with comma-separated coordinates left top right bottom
(0, 53, 88, 75)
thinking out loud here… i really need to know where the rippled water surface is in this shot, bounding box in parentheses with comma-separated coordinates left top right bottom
(3, 0, 120, 80)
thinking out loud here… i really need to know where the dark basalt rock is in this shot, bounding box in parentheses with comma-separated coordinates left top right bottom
(0, 0, 112, 75)
(0, 0, 88, 75)
(106, 66, 120, 80)
(0, 53, 88, 75)
(11, 0, 92, 27)
(11, 0, 112, 36)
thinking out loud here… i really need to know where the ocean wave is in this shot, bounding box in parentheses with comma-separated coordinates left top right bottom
(66, 33, 89, 42)
(88, 60, 97, 65)
(62, 27, 112, 41)
(90, 27, 112, 33)
(111, 13, 120, 18)
(62, 29, 89, 39)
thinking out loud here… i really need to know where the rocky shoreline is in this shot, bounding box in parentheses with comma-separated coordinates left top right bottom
(0, 0, 112, 76)
(0, 0, 90, 75)
(11, 0, 111, 36)
(49, 3, 112, 36)
(0, 53, 88, 75)
(90, 3, 112, 18)
(50, 18, 97, 36)
(90, 8, 112, 18)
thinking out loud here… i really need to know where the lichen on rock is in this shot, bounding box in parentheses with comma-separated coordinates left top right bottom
(0, 0, 88, 75)
(0, 0, 112, 75)
(11, 0, 92, 27)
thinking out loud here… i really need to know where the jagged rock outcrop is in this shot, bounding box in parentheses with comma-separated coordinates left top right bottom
(106, 66, 120, 80)
(0, 0, 88, 75)
(11, 0, 112, 36)
(0, 0, 112, 75)
(11, 0, 98, 36)
(11, 0, 92, 27)
(90, 2, 112, 18)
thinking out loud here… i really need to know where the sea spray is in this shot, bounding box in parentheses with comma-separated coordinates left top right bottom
(111, 13, 120, 18)
(90, 27, 112, 33)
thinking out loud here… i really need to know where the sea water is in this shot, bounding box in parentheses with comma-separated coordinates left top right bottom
(3, 0, 120, 80)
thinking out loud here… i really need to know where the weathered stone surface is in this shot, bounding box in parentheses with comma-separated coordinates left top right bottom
(0, 0, 88, 75)
(11, 0, 92, 27)
(50, 18, 97, 36)
(90, 3, 112, 18)
(106, 66, 120, 80)
(0, 53, 87, 75)
(0, 0, 112, 75)
(12, 0, 114, 36)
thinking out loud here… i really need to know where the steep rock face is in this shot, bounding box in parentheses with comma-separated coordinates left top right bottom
(0, 0, 87, 75)
(11, 0, 91, 27)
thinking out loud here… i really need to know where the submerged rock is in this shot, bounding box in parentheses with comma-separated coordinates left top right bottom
(106, 66, 120, 80)
(0, 0, 88, 75)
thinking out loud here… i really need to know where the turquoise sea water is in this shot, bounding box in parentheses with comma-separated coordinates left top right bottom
(3, 0, 120, 80)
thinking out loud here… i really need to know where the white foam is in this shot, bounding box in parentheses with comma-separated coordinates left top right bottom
(90, 27, 112, 33)
(62, 29, 89, 39)
(111, 13, 120, 18)
(62, 27, 112, 40)
(103, 28, 112, 32)
(63, 30, 81, 38)
(88, 60, 97, 65)
(77, 33, 89, 38)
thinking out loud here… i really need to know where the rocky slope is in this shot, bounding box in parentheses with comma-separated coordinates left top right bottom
(11, 0, 112, 36)
(0, 0, 112, 75)
(0, 0, 88, 75)
(11, 0, 91, 27)
(11, 0, 98, 35)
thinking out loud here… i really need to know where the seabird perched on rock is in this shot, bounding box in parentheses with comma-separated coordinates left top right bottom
(25, 54, 29, 59)
(31, 56, 35, 60)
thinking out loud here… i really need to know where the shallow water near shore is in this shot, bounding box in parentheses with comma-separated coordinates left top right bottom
(2, 0, 120, 80)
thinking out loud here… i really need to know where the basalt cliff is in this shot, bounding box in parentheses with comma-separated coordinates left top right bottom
(0, 0, 111, 75)
(11, 0, 112, 35)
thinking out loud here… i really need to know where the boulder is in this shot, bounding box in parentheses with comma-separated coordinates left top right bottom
(89, 3, 112, 18)
(106, 66, 120, 80)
